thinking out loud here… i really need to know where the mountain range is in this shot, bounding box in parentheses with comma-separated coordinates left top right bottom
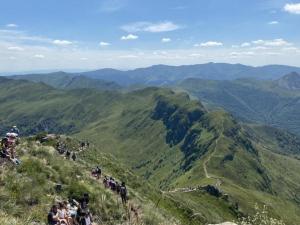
(0, 76, 299, 224)
(178, 72, 300, 135)
(7, 63, 300, 86)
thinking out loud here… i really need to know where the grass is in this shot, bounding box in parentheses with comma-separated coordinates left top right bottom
(0, 78, 299, 224)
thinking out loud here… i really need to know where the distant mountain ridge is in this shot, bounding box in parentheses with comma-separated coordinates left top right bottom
(178, 73, 300, 135)
(6, 63, 300, 86)
(277, 72, 300, 90)
(9, 71, 121, 90)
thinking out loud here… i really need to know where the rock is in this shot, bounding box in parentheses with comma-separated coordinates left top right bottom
(201, 185, 222, 197)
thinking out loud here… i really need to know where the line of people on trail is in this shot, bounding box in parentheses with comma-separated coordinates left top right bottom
(0, 125, 21, 165)
(56, 142, 77, 161)
(91, 166, 128, 205)
(48, 194, 93, 225)
(103, 175, 128, 205)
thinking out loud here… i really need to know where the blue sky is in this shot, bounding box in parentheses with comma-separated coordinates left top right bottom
(0, 0, 300, 72)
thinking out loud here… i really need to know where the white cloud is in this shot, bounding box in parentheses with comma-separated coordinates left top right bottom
(33, 54, 45, 59)
(230, 51, 255, 56)
(8, 56, 16, 60)
(251, 46, 268, 50)
(120, 34, 138, 40)
(252, 38, 292, 47)
(241, 42, 251, 47)
(0, 29, 52, 44)
(121, 21, 180, 33)
(53, 39, 73, 46)
(161, 38, 171, 43)
(99, 41, 111, 46)
(189, 53, 204, 58)
(284, 3, 300, 14)
(282, 47, 298, 51)
(7, 46, 24, 51)
(119, 54, 138, 58)
(268, 21, 279, 25)
(196, 41, 223, 47)
(6, 24, 18, 28)
(80, 57, 88, 61)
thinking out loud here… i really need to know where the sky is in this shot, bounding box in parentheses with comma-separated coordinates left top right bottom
(0, 0, 300, 73)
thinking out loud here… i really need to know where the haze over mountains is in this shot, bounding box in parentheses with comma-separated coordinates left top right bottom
(8, 63, 300, 86)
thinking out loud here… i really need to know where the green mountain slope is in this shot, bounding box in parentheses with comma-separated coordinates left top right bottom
(0, 78, 299, 224)
(178, 74, 300, 135)
(0, 136, 182, 225)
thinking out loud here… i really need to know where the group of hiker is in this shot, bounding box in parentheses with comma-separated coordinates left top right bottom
(103, 175, 128, 204)
(79, 141, 90, 151)
(0, 125, 20, 165)
(91, 166, 128, 204)
(0, 125, 129, 224)
(48, 194, 93, 225)
(55, 140, 91, 161)
(56, 142, 77, 161)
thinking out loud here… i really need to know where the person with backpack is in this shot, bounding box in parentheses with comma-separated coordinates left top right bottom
(95, 166, 101, 179)
(120, 182, 128, 204)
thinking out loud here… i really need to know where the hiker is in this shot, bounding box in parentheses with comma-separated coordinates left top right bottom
(57, 202, 70, 225)
(116, 181, 121, 194)
(4, 133, 20, 165)
(81, 211, 93, 225)
(72, 152, 77, 161)
(1, 137, 9, 158)
(10, 125, 20, 136)
(86, 141, 90, 149)
(48, 205, 60, 225)
(66, 150, 71, 159)
(111, 180, 116, 192)
(120, 182, 128, 204)
(103, 176, 109, 188)
(95, 166, 101, 179)
(109, 177, 116, 191)
(80, 142, 85, 150)
(80, 193, 90, 210)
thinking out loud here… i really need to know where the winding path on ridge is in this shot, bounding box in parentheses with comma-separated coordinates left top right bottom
(165, 122, 225, 194)
(203, 122, 224, 188)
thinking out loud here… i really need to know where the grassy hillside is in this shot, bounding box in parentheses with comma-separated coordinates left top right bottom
(178, 76, 300, 135)
(0, 78, 299, 224)
(0, 136, 183, 225)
